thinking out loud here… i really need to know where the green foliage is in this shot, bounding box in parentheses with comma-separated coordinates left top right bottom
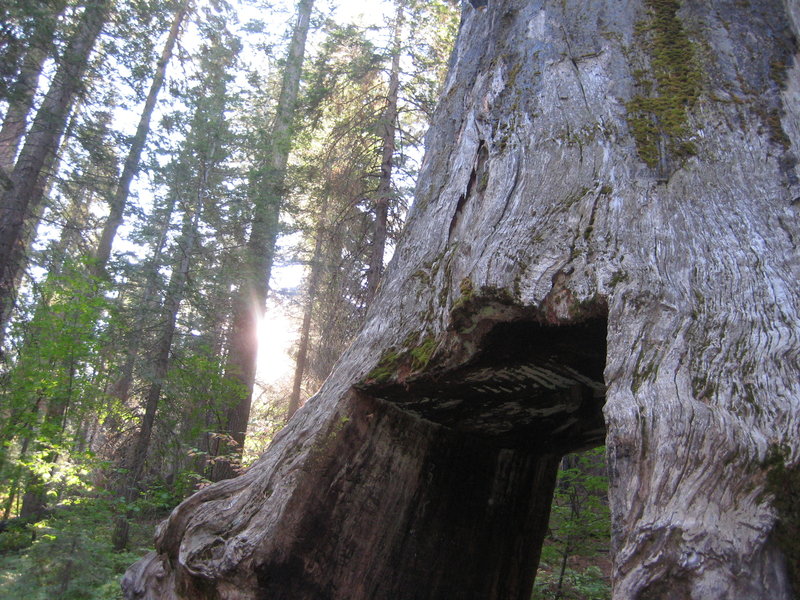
(244, 382, 291, 466)
(532, 566, 610, 600)
(0, 0, 461, 592)
(0, 259, 119, 519)
(0, 498, 155, 600)
(533, 448, 611, 600)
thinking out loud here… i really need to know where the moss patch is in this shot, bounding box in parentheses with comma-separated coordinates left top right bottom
(362, 335, 440, 385)
(365, 349, 403, 384)
(626, 0, 701, 170)
(608, 270, 628, 287)
(410, 336, 437, 371)
(764, 445, 800, 591)
(449, 285, 520, 336)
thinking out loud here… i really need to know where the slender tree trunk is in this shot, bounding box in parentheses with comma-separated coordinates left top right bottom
(112, 199, 201, 550)
(0, 0, 110, 344)
(4, 120, 111, 519)
(91, 0, 191, 276)
(19, 389, 74, 520)
(0, 46, 49, 174)
(124, 2, 800, 599)
(19, 274, 101, 520)
(0, 420, 36, 520)
(365, 1, 403, 305)
(210, 0, 315, 482)
(0, 106, 81, 337)
(286, 200, 329, 419)
(109, 194, 178, 407)
(0, 0, 66, 174)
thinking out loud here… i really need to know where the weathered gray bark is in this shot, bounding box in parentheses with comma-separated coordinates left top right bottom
(124, 1, 800, 599)
(211, 0, 315, 482)
(91, 0, 191, 277)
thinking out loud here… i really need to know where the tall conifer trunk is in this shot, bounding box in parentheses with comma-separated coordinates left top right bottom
(112, 199, 201, 550)
(0, 102, 83, 332)
(92, 0, 192, 276)
(125, 2, 800, 598)
(107, 194, 177, 407)
(0, 0, 67, 173)
(0, 47, 49, 174)
(365, 1, 403, 304)
(0, 0, 111, 345)
(286, 198, 329, 419)
(210, 0, 315, 482)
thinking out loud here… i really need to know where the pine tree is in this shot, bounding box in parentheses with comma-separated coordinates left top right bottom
(92, 0, 193, 277)
(0, 0, 112, 348)
(210, 0, 315, 482)
(111, 18, 241, 548)
(0, 0, 68, 174)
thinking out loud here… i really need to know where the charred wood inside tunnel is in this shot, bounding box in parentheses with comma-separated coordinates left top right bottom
(360, 318, 607, 454)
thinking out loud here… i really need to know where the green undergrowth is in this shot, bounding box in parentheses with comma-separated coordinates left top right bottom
(532, 565, 610, 600)
(626, 0, 701, 170)
(0, 497, 158, 600)
(532, 448, 611, 600)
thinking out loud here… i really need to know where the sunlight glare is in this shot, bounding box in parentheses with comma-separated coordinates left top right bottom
(255, 303, 297, 386)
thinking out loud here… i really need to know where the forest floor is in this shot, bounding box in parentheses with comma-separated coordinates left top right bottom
(533, 551, 612, 600)
(0, 449, 612, 599)
(0, 497, 159, 600)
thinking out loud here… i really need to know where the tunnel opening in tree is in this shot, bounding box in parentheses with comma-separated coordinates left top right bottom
(365, 315, 607, 452)
(349, 311, 609, 596)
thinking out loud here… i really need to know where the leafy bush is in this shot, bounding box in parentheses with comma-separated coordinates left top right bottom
(532, 565, 610, 600)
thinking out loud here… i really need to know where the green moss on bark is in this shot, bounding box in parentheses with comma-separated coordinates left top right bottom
(365, 349, 403, 383)
(363, 335, 439, 384)
(626, 0, 701, 170)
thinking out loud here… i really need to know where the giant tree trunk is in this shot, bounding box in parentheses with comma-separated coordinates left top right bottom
(124, 1, 800, 599)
